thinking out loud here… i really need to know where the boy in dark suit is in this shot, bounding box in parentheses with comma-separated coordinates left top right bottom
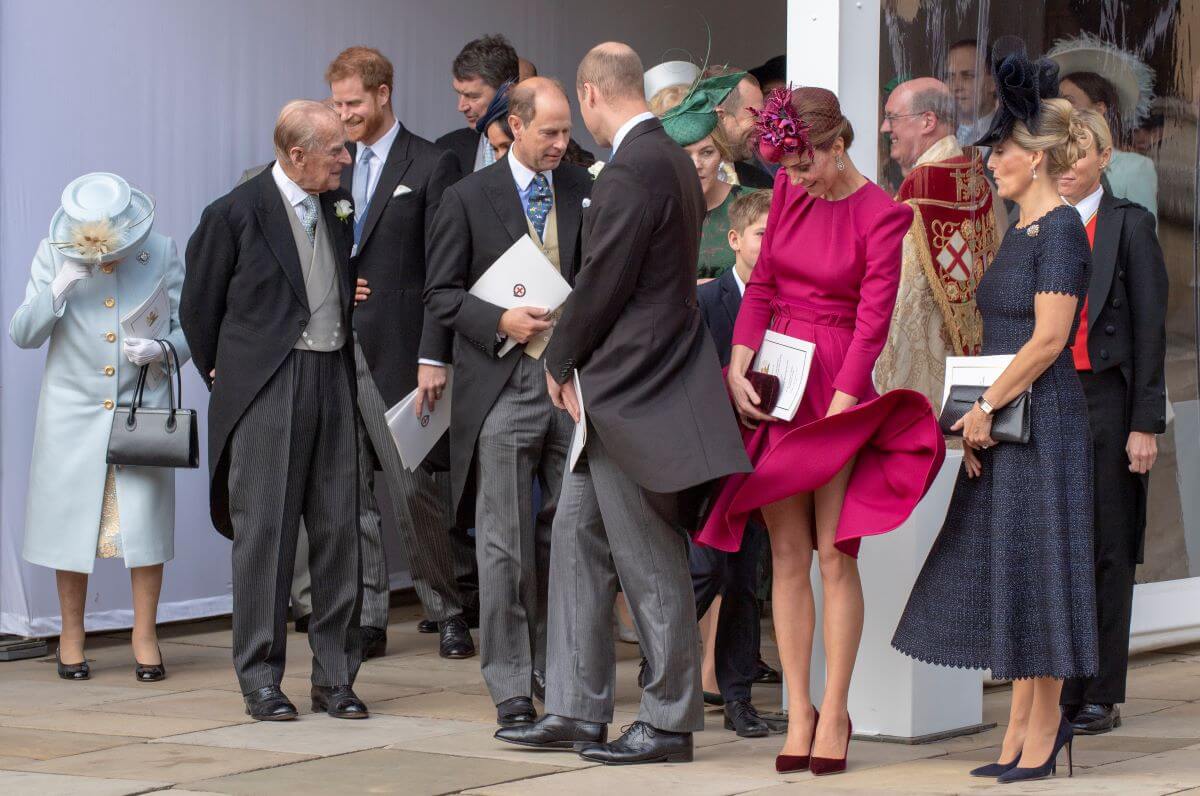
(694, 189, 775, 737)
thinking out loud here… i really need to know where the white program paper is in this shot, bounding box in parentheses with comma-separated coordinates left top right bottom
(568, 370, 586, 472)
(941, 355, 1024, 412)
(469, 235, 572, 357)
(751, 330, 815, 422)
(120, 276, 171, 386)
(385, 369, 453, 471)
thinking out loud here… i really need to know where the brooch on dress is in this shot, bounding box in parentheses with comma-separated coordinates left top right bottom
(136, 250, 150, 263)
(1025, 224, 1040, 238)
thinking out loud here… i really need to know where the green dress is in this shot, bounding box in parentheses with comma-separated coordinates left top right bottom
(697, 185, 743, 279)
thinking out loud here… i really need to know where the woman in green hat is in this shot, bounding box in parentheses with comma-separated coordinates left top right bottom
(653, 74, 750, 280)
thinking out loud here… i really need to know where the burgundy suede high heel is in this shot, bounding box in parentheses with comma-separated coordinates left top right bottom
(775, 707, 819, 773)
(810, 713, 852, 776)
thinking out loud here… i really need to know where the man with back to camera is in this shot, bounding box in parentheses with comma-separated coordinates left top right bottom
(495, 42, 750, 765)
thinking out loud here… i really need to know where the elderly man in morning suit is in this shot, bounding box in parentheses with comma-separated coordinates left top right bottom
(495, 43, 750, 765)
(424, 77, 592, 729)
(182, 101, 367, 721)
(874, 77, 1001, 407)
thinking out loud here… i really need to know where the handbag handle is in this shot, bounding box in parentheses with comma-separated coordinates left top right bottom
(124, 340, 183, 430)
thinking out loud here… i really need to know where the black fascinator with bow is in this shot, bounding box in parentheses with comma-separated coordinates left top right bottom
(974, 37, 1060, 147)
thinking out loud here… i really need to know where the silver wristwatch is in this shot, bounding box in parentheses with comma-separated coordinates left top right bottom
(977, 397, 995, 416)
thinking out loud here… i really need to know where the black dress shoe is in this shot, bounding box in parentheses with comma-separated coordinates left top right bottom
(754, 658, 782, 685)
(723, 699, 769, 738)
(56, 648, 89, 681)
(244, 686, 298, 721)
(532, 668, 546, 703)
(578, 721, 693, 764)
(134, 647, 166, 682)
(703, 691, 725, 706)
(439, 616, 476, 659)
(463, 607, 480, 630)
(311, 685, 369, 719)
(417, 618, 439, 634)
(1070, 703, 1120, 735)
(294, 614, 310, 634)
(361, 626, 387, 660)
(495, 713, 607, 749)
(497, 696, 537, 727)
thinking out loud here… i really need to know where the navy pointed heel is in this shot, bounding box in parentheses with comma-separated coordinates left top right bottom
(996, 716, 1073, 784)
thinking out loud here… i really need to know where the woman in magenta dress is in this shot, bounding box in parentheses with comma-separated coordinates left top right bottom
(695, 87, 945, 775)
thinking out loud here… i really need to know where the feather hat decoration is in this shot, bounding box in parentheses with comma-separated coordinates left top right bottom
(1048, 32, 1155, 132)
(973, 42, 1060, 148)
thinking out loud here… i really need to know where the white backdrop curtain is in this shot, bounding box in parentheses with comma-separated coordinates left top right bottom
(0, 0, 784, 636)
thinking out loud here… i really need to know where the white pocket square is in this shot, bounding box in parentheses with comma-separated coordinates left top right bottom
(392, 184, 413, 198)
(582, 198, 592, 208)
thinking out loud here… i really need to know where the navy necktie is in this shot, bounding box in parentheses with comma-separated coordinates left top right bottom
(526, 173, 552, 239)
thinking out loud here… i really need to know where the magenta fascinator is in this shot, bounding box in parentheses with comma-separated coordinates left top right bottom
(750, 85, 813, 163)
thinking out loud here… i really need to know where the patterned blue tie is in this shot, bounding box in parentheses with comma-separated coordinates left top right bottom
(526, 173, 552, 240)
(300, 195, 319, 245)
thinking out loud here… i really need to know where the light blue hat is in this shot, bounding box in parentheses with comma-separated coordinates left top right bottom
(49, 172, 154, 263)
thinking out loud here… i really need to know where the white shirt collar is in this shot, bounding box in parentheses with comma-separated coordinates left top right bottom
(731, 267, 747, 296)
(611, 111, 656, 155)
(1065, 183, 1104, 224)
(507, 150, 553, 192)
(359, 119, 401, 165)
(271, 161, 314, 217)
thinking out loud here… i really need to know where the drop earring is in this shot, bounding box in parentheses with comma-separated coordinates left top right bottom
(836, 155, 846, 172)
(1030, 167, 1037, 180)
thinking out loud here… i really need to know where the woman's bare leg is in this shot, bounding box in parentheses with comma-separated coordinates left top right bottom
(55, 570, 88, 664)
(762, 492, 817, 755)
(130, 565, 163, 665)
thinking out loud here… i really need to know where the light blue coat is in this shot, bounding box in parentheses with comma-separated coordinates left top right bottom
(10, 231, 190, 573)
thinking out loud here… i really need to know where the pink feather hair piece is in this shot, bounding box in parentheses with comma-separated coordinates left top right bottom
(749, 85, 813, 164)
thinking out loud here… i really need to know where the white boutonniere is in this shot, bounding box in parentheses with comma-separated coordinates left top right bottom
(587, 160, 606, 180)
(334, 199, 353, 223)
(392, 184, 413, 198)
(582, 198, 592, 209)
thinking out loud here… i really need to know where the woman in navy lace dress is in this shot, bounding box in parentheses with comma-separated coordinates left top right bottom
(892, 53, 1098, 785)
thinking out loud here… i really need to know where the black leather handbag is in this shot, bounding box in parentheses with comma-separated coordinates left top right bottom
(937, 384, 1031, 445)
(107, 340, 199, 468)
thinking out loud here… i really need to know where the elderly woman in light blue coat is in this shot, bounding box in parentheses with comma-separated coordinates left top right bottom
(10, 173, 189, 682)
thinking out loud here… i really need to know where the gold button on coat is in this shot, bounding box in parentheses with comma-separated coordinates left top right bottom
(104, 366, 115, 376)
(100, 264, 114, 274)
(105, 332, 116, 342)
(103, 400, 114, 410)
(104, 298, 115, 308)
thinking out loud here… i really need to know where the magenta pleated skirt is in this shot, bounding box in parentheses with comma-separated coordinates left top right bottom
(695, 299, 946, 557)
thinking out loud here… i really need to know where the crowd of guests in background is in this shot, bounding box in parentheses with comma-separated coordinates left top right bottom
(9, 24, 1168, 784)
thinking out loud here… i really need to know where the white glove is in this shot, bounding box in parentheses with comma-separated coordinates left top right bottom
(50, 260, 93, 305)
(123, 337, 165, 366)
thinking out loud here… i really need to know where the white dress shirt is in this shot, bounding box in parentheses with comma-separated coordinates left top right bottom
(272, 161, 315, 221)
(473, 130, 493, 171)
(1065, 183, 1104, 225)
(611, 111, 656, 156)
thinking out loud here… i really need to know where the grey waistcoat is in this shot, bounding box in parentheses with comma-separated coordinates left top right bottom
(284, 196, 344, 352)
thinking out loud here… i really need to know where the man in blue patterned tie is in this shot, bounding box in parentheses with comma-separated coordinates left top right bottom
(424, 77, 592, 729)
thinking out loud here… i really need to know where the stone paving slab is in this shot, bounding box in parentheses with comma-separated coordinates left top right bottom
(0, 708, 237, 739)
(0, 679, 170, 717)
(387, 724, 603, 770)
(156, 712, 481, 756)
(11, 742, 312, 785)
(0, 726, 136, 759)
(188, 748, 568, 795)
(459, 758, 782, 796)
(0, 770, 170, 795)
(81, 688, 257, 724)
